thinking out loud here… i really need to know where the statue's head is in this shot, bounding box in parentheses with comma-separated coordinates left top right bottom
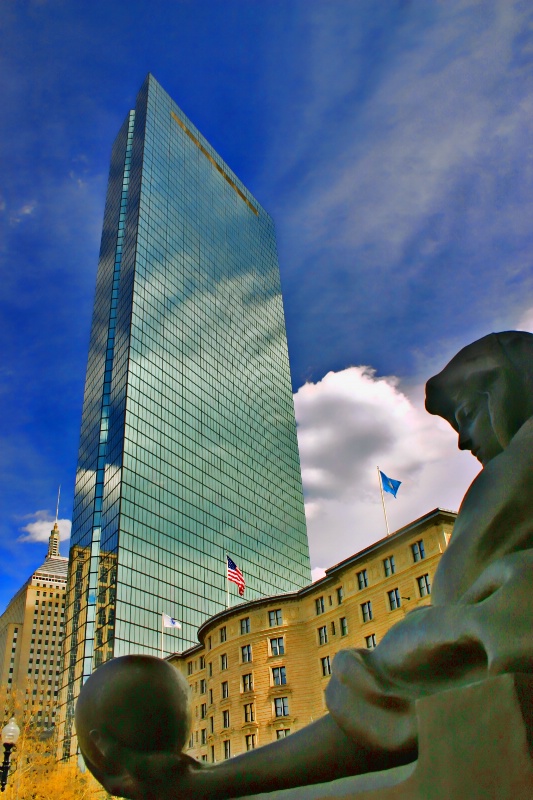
(75, 655, 190, 780)
(425, 331, 533, 466)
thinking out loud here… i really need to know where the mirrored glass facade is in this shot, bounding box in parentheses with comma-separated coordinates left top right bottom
(58, 75, 311, 758)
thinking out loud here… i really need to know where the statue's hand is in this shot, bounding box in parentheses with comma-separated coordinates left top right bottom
(85, 731, 202, 800)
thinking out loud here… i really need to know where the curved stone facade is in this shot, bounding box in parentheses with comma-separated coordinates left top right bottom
(169, 508, 455, 762)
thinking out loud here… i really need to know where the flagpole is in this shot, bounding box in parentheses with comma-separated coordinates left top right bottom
(161, 613, 164, 659)
(377, 467, 390, 536)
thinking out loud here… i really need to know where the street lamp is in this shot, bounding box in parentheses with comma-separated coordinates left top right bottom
(1, 718, 20, 792)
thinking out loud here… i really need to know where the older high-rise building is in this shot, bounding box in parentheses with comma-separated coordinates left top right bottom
(0, 524, 67, 728)
(59, 75, 310, 759)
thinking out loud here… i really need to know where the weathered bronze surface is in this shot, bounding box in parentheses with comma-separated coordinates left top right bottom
(76, 331, 533, 799)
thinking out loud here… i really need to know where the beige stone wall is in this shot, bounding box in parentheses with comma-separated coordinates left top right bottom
(1, 567, 67, 726)
(169, 509, 455, 762)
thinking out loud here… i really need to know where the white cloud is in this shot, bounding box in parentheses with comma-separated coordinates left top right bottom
(518, 306, 533, 333)
(311, 566, 326, 583)
(9, 200, 37, 225)
(18, 510, 71, 545)
(295, 365, 479, 571)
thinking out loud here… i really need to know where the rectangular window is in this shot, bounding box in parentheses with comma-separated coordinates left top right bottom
(388, 588, 401, 610)
(201, 703, 207, 719)
(201, 728, 207, 745)
(336, 587, 344, 605)
(361, 601, 373, 622)
(223, 709, 230, 728)
(244, 703, 255, 722)
(340, 617, 348, 636)
(221, 681, 229, 699)
(210, 716, 214, 733)
(208, 662, 213, 677)
(274, 697, 289, 717)
(318, 625, 328, 645)
(366, 633, 377, 649)
(221, 653, 228, 670)
(412, 540, 426, 562)
(315, 597, 325, 615)
(209, 689, 213, 705)
(270, 637, 285, 656)
(331, 621, 336, 636)
(240, 617, 250, 634)
(242, 673, 253, 692)
(223, 740, 231, 760)
(417, 573, 431, 597)
(199, 656, 205, 670)
(321, 656, 332, 676)
(245, 734, 256, 750)
(272, 666, 286, 686)
(200, 679, 206, 694)
(276, 729, 290, 739)
(241, 644, 252, 663)
(269, 609, 282, 626)
(208, 636, 212, 650)
(211, 745, 215, 763)
(220, 627, 227, 643)
(383, 556, 396, 576)
(187, 661, 193, 676)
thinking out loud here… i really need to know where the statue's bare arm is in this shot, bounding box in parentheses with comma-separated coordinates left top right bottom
(95, 710, 416, 800)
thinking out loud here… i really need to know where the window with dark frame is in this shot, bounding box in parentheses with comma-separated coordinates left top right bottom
(270, 637, 285, 656)
(417, 573, 431, 596)
(274, 696, 289, 717)
(269, 609, 282, 626)
(361, 601, 373, 622)
(272, 666, 286, 685)
(383, 556, 396, 577)
(388, 588, 401, 610)
(412, 540, 426, 562)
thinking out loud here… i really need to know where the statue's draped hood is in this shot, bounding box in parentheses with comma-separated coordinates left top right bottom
(425, 331, 533, 448)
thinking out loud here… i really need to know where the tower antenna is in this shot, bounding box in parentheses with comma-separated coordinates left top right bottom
(55, 485, 61, 523)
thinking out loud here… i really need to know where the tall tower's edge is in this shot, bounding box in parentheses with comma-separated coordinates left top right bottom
(58, 76, 310, 760)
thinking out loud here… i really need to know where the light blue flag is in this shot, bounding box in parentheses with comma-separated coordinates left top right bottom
(380, 470, 401, 498)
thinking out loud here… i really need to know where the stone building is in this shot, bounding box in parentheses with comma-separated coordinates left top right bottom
(0, 523, 67, 727)
(169, 508, 455, 762)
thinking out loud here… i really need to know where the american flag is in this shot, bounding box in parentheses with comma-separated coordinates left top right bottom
(227, 556, 245, 596)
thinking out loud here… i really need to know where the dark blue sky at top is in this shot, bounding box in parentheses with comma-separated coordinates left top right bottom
(1, 0, 533, 611)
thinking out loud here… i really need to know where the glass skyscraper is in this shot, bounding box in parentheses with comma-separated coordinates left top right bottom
(58, 75, 310, 758)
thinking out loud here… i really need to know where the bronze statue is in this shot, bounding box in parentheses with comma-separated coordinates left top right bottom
(77, 331, 533, 799)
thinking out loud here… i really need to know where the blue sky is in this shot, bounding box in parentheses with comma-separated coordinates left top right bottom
(2, 0, 533, 608)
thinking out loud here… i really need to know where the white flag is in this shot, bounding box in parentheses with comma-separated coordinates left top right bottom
(162, 613, 181, 629)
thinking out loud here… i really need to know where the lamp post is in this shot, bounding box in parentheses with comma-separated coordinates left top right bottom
(1, 718, 20, 792)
